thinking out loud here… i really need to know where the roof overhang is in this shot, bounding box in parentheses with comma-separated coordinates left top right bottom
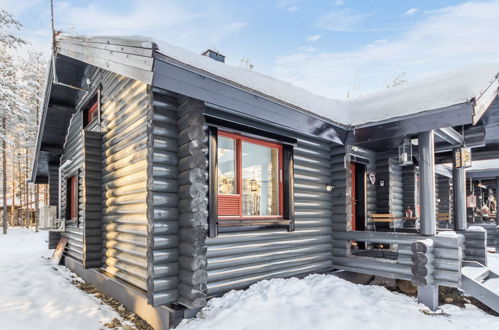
(30, 54, 86, 183)
(468, 169, 499, 180)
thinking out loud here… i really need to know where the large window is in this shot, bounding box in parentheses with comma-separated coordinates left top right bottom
(208, 126, 295, 236)
(217, 131, 283, 218)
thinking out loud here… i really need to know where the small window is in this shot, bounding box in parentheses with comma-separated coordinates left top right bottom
(67, 175, 78, 222)
(87, 101, 98, 124)
(209, 127, 295, 236)
(83, 90, 100, 128)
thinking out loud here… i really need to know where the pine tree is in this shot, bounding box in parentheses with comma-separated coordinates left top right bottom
(0, 10, 25, 234)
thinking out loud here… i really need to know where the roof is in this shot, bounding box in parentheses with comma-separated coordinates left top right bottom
(152, 38, 499, 127)
(31, 34, 499, 183)
(57, 34, 499, 128)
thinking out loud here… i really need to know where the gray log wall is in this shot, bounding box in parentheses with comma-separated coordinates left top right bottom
(145, 88, 182, 306)
(48, 166, 60, 249)
(376, 155, 404, 225)
(175, 97, 208, 308)
(466, 223, 496, 248)
(402, 166, 418, 217)
(436, 175, 452, 221)
(60, 111, 85, 263)
(463, 228, 487, 265)
(83, 130, 103, 268)
(205, 124, 334, 296)
(331, 146, 349, 256)
(100, 72, 153, 294)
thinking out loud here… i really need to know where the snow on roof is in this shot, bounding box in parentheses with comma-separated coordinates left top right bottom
(59, 35, 499, 127)
(152, 39, 347, 126)
(154, 39, 499, 126)
(346, 64, 499, 126)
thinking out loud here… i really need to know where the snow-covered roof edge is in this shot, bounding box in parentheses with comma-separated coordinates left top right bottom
(152, 39, 499, 127)
(54, 34, 499, 128)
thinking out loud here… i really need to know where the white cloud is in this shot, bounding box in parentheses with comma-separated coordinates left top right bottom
(287, 6, 300, 12)
(307, 34, 321, 42)
(274, 1, 499, 99)
(334, 0, 344, 6)
(0, 0, 42, 16)
(405, 8, 419, 16)
(316, 9, 369, 31)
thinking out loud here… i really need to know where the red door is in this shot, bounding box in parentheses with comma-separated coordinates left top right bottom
(351, 163, 356, 231)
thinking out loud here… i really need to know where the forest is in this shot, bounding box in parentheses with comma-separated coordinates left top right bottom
(0, 9, 48, 234)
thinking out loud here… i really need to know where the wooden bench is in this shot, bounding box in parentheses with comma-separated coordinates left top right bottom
(436, 213, 450, 221)
(437, 212, 450, 229)
(368, 214, 419, 231)
(368, 214, 396, 231)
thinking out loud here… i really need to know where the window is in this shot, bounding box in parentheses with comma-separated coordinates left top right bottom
(66, 175, 78, 222)
(217, 131, 283, 218)
(83, 90, 100, 128)
(87, 101, 98, 124)
(209, 127, 295, 236)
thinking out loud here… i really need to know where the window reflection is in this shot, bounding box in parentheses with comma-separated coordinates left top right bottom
(218, 136, 237, 194)
(242, 141, 279, 216)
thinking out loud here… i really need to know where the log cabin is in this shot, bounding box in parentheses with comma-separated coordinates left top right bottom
(30, 35, 499, 328)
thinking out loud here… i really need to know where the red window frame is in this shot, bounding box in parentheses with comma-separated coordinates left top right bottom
(217, 130, 284, 219)
(69, 175, 78, 220)
(87, 101, 99, 124)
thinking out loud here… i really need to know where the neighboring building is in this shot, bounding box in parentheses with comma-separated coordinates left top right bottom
(30, 35, 499, 328)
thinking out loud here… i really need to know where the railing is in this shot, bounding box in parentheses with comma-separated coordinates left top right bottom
(332, 231, 464, 287)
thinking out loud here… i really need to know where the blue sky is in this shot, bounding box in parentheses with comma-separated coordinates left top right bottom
(2, 0, 499, 99)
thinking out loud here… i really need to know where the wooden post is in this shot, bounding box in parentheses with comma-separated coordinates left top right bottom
(417, 286, 439, 311)
(412, 239, 438, 311)
(418, 131, 436, 236)
(452, 150, 466, 231)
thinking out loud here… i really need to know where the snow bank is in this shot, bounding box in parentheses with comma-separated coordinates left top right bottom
(0, 228, 127, 330)
(177, 274, 498, 330)
(488, 252, 499, 274)
(437, 230, 458, 237)
(468, 226, 487, 232)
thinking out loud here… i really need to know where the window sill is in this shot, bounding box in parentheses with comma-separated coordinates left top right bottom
(217, 218, 290, 227)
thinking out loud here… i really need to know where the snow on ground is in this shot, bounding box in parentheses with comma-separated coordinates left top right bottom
(178, 274, 499, 330)
(488, 252, 499, 273)
(0, 228, 127, 330)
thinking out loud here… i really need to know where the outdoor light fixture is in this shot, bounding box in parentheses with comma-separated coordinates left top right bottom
(453, 147, 472, 168)
(398, 138, 413, 166)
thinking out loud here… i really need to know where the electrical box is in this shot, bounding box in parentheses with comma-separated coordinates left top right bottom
(39, 206, 64, 231)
